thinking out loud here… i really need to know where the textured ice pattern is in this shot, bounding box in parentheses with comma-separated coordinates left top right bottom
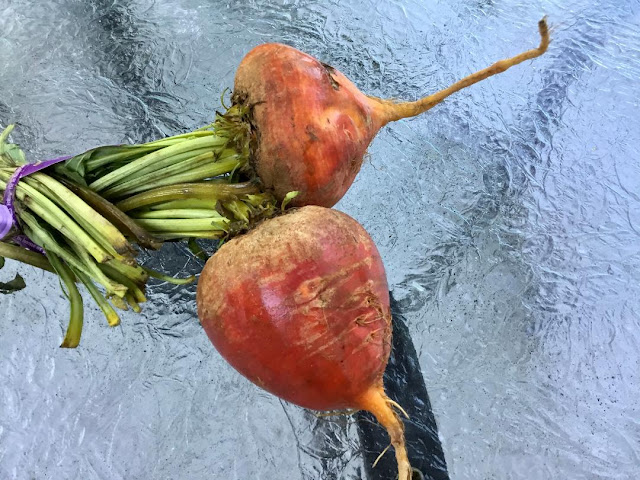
(2, 0, 639, 479)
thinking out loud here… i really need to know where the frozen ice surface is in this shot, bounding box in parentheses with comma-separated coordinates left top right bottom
(2, 0, 640, 479)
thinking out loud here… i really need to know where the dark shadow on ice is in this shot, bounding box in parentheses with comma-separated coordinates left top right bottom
(357, 295, 449, 480)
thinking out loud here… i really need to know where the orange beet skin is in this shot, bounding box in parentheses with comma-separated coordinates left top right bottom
(196, 206, 413, 478)
(196, 206, 391, 410)
(233, 43, 385, 208)
(232, 21, 549, 208)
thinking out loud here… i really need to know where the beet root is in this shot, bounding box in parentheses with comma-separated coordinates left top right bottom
(197, 206, 412, 479)
(233, 19, 550, 208)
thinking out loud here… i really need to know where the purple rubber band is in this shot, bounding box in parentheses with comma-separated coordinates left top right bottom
(1, 155, 72, 250)
(0, 205, 11, 239)
(12, 235, 47, 255)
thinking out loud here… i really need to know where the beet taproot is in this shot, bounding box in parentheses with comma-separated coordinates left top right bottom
(197, 206, 412, 479)
(233, 18, 550, 207)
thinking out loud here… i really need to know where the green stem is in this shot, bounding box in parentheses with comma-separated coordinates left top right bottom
(146, 198, 220, 211)
(21, 213, 127, 299)
(99, 147, 215, 199)
(134, 217, 229, 232)
(99, 263, 147, 303)
(222, 199, 251, 223)
(28, 173, 134, 258)
(0, 125, 14, 147)
(73, 269, 121, 327)
(142, 128, 216, 146)
(141, 156, 242, 191)
(187, 238, 208, 262)
(0, 241, 54, 272)
(59, 179, 163, 250)
(46, 251, 84, 349)
(89, 136, 227, 192)
(68, 239, 128, 298)
(110, 295, 129, 311)
(115, 182, 260, 212)
(105, 259, 148, 285)
(21, 213, 97, 281)
(81, 131, 218, 173)
(0, 172, 112, 263)
(147, 231, 226, 240)
(103, 151, 244, 199)
(134, 209, 219, 219)
(125, 292, 142, 313)
(143, 266, 196, 285)
(83, 145, 163, 173)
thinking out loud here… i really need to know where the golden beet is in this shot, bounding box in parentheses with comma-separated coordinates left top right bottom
(197, 206, 412, 479)
(233, 19, 549, 207)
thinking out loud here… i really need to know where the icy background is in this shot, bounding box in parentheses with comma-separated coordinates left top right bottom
(2, 0, 640, 479)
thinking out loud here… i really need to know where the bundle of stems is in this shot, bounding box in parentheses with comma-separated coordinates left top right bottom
(0, 127, 198, 347)
(1, 105, 283, 347)
(55, 104, 280, 241)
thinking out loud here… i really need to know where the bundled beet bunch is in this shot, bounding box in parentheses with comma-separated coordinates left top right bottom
(1, 20, 549, 479)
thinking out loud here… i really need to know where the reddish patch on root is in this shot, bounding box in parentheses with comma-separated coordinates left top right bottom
(232, 21, 549, 208)
(233, 44, 382, 208)
(197, 206, 414, 477)
(197, 206, 391, 410)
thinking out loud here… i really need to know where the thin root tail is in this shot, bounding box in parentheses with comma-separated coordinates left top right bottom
(357, 386, 412, 480)
(377, 17, 551, 124)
